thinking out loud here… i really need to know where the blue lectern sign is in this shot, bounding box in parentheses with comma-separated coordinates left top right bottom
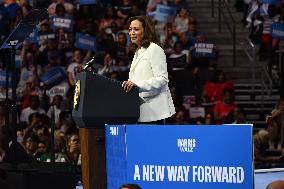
(106, 125, 253, 189)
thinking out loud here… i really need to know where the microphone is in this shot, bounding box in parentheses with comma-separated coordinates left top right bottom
(83, 56, 96, 70)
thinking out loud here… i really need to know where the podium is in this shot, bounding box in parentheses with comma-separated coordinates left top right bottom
(72, 72, 140, 189)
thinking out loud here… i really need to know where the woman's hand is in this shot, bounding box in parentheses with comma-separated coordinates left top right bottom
(122, 81, 136, 92)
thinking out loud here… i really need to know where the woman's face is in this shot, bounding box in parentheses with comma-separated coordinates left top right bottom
(129, 19, 144, 47)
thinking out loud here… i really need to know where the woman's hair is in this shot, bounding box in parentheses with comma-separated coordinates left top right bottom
(127, 15, 160, 52)
(119, 184, 142, 189)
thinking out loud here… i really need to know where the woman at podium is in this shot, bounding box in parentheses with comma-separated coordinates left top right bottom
(122, 15, 175, 124)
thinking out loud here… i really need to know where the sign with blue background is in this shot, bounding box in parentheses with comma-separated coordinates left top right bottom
(80, 0, 97, 4)
(154, 4, 177, 22)
(192, 43, 217, 58)
(106, 125, 253, 189)
(40, 66, 66, 88)
(270, 22, 284, 40)
(259, 0, 279, 4)
(75, 33, 96, 52)
(51, 16, 73, 32)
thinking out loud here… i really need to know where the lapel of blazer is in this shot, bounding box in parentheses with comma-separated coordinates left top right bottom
(130, 47, 147, 73)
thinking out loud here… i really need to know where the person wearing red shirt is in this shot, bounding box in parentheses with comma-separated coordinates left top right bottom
(213, 88, 238, 124)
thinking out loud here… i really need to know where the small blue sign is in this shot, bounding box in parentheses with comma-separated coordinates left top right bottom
(270, 22, 284, 40)
(80, 0, 97, 4)
(75, 32, 96, 52)
(51, 16, 73, 32)
(259, 0, 279, 4)
(106, 125, 253, 189)
(192, 43, 217, 58)
(154, 4, 177, 22)
(40, 66, 66, 88)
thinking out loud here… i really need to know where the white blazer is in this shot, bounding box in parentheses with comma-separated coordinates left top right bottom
(129, 42, 176, 122)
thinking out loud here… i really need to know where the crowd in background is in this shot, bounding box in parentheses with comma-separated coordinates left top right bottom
(0, 0, 282, 180)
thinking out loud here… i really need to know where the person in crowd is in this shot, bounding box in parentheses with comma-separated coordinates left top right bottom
(173, 7, 191, 34)
(119, 184, 142, 189)
(266, 180, 284, 189)
(266, 99, 284, 149)
(65, 133, 81, 165)
(116, 0, 133, 25)
(254, 129, 284, 163)
(213, 88, 238, 124)
(20, 95, 45, 124)
(34, 141, 48, 160)
(168, 41, 189, 66)
(174, 108, 189, 124)
(99, 5, 117, 32)
(202, 70, 234, 103)
(188, 33, 217, 69)
(204, 112, 215, 125)
(115, 32, 130, 61)
(48, 0, 74, 16)
(97, 52, 117, 76)
(47, 94, 63, 124)
(122, 15, 175, 124)
(23, 135, 38, 158)
(67, 49, 92, 86)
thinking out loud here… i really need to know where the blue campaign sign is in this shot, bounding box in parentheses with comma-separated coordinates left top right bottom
(106, 125, 253, 189)
(80, 0, 97, 4)
(192, 43, 217, 58)
(154, 4, 177, 22)
(75, 32, 96, 52)
(51, 16, 73, 32)
(259, 0, 279, 4)
(270, 22, 284, 40)
(40, 66, 66, 88)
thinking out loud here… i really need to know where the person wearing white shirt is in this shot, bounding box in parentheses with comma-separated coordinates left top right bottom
(122, 16, 175, 123)
(20, 95, 45, 124)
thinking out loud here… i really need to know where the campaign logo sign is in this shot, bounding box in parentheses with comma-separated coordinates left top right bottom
(38, 33, 56, 45)
(259, 0, 279, 4)
(106, 125, 253, 189)
(75, 32, 96, 52)
(192, 43, 216, 58)
(51, 16, 73, 32)
(40, 66, 66, 88)
(177, 138, 196, 152)
(154, 4, 176, 22)
(270, 22, 284, 40)
(80, 0, 97, 4)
